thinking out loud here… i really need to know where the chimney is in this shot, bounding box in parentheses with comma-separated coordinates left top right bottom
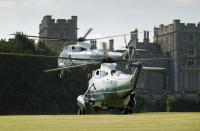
(144, 31, 146, 40)
(153, 27, 158, 43)
(147, 31, 149, 39)
(143, 30, 149, 43)
(130, 29, 138, 47)
(90, 40, 97, 49)
(109, 39, 114, 51)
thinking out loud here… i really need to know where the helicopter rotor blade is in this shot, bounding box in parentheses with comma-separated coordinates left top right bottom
(142, 67, 167, 73)
(10, 34, 76, 41)
(129, 61, 167, 73)
(83, 28, 93, 39)
(135, 49, 148, 52)
(44, 62, 100, 72)
(132, 57, 173, 61)
(81, 31, 137, 42)
(0, 52, 101, 61)
(123, 34, 127, 47)
(87, 34, 130, 41)
(11, 31, 133, 43)
(0, 51, 127, 63)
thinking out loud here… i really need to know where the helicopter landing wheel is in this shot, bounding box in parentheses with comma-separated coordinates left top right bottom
(122, 107, 128, 115)
(78, 108, 86, 115)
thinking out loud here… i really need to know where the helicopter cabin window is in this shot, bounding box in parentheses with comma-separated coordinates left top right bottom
(79, 47, 87, 51)
(111, 70, 116, 76)
(71, 46, 79, 52)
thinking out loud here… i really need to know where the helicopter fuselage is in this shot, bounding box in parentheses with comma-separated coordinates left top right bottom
(58, 42, 123, 67)
(77, 63, 141, 111)
(86, 73, 133, 109)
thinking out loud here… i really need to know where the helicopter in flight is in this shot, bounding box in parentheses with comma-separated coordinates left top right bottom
(18, 28, 127, 70)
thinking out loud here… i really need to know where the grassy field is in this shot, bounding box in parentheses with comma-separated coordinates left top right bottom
(0, 112, 199, 131)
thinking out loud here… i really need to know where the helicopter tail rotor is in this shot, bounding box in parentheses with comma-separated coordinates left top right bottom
(78, 28, 93, 42)
(83, 28, 93, 39)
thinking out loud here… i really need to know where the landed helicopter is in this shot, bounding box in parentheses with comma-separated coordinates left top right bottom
(76, 61, 166, 115)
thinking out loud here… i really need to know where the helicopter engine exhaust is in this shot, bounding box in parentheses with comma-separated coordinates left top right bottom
(77, 95, 86, 109)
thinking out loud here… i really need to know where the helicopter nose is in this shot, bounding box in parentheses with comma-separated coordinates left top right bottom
(77, 95, 86, 109)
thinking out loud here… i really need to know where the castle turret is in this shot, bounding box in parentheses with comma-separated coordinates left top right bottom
(143, 30, 150, 44)
(109, 39, 114, 51)
(130, 29, 138, 48)
(39, 15, 77, 53)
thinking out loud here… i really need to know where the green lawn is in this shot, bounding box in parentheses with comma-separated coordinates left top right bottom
(0, 112, 199, 131)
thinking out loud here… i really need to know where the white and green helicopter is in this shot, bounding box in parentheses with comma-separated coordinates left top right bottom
(76, 60, 166, 115)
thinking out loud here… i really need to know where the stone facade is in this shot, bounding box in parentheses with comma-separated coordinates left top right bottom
(128, 30, 169, 99)
(39, 15, 77, 53)
(130, 20, 200, 100)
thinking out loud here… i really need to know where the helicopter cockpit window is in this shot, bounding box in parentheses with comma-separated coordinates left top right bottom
(96, 70, 99, 76)
(100, 70, 108, 77)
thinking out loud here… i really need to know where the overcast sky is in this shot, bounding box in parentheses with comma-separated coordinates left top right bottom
(0, 0, 200, 49)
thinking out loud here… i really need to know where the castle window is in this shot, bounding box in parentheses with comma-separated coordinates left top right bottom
(59, 32, 65, 39)
(187, 47, 195, 66)
(184, 71, 198, 90)
(188, 33, 194, 42)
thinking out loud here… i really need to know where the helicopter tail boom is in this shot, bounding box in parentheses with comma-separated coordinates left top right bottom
(130, 63, 142, 90)
(130, 62, 166, 90)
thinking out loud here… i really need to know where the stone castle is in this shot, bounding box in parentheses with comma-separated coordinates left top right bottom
(130, 20, 200, 100)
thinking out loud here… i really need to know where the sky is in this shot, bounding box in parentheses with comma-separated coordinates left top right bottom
(0, 0, 200, 49)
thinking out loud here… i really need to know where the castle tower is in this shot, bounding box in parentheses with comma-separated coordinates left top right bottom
(39, 15, 77, 53)
(154, 19, 200, 93)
